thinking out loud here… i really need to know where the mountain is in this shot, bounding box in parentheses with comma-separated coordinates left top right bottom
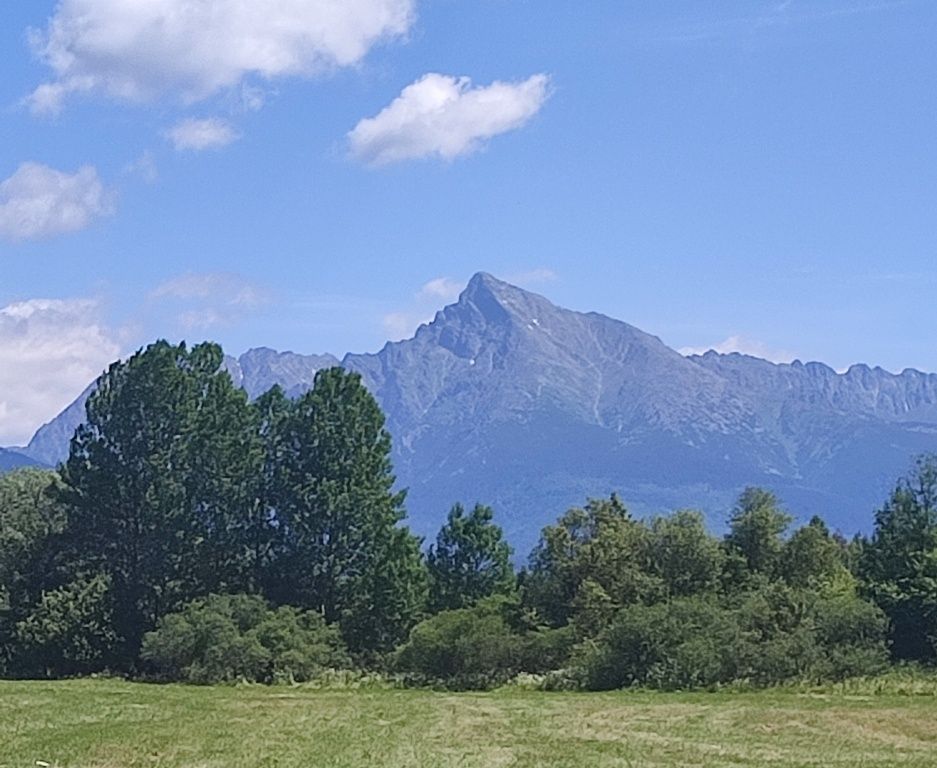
(0, 448, 43, 472)
(11, 273, 937, 552)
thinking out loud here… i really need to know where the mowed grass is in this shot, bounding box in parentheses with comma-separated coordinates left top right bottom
(2, 680, 937, 768)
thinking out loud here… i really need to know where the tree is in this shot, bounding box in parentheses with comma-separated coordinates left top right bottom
(59, 341, 263, 668)
(779, 516, 847, 588)
(860, 455, 937, 661)
(0, 469, 67, 673)
(523, 495, 661, 630)
(427, 503, 514, 612)
(647, 510, 724, 598)
(724, 488, 792, 580)
(0, 469, 65, 613)
(268, 367, 426, 654)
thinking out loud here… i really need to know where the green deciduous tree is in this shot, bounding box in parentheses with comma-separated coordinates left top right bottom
(427, 503, 514, 612)
(780, 516, 847, 588)
(724, 487, 792, 580)
(523, 495, 661, 631)
(647, 510, 724, 598)
(395, 595, 574, 689)
(0, 469, 69, 674)
(267, 367, 427, 654)
(59, 341, 263, 668)
(860, 455, 937, 661)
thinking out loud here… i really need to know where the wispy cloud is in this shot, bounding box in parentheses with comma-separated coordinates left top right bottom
(166, 118, 240, 152)
(151, 272, 270, 331)
(381, 275, 471, 341)
(0, 162, 114, 242)
(679, 334, 797, 364)
(418, 277, 463, 302)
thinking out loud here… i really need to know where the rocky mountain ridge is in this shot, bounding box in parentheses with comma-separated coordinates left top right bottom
(11, 273, 937, 551)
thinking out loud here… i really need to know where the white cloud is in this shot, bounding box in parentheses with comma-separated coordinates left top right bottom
(418, 277, 463, 302)
(679, 335, 797, 364)
(381, 275, 469, 341)
(166, 117, 240, 151)
(382, 311, 424, 341)
(27, 0, 416, 115)
(348, 73, 551, 165)
(0, 162, 114, 242)
(152, 272, 270, 330)
(0, 299, 121, 445)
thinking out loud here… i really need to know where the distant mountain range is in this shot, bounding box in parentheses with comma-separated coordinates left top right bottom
(0, 448, 41, 472)
(9, 273, 937, 552)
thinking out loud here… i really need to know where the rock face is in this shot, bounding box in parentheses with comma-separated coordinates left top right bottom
(11, 273, 937, 552)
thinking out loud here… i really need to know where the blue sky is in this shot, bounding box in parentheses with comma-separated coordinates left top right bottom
(1, 0, 936, 443)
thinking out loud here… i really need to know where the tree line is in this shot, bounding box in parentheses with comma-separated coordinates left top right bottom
(1, 339, 936, 689)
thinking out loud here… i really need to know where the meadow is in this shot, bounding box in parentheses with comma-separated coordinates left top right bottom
(2, 679, 937, 768)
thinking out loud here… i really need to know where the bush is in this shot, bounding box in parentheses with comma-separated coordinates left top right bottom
(577, 597, 739, 691)
(394, 596, 574, 689)
(140, 594, 349, 684)
(576, 586, 890, 691)
(810, 589, 890, 681)
(12, 574, 117, 678)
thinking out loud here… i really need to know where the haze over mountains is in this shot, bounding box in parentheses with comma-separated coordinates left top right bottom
(9, 273, 937, 552)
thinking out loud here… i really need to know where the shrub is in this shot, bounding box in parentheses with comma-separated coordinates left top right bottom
(577, 597, 739, 691)
(577, 585, 891, 691)
(394, 596, 574, 689)
(810, 589, 890, 681)
(140, 594, 349, 684)
(13, 574, 117, 678)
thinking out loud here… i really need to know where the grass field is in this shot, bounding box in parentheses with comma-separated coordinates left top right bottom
(2, 680, 937, 768)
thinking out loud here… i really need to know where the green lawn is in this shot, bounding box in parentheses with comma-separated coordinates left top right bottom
(2, 679, 936, 767)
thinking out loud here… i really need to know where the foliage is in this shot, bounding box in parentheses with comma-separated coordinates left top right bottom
(724, 487, 792, 578)
(576, 584, 889, 691)
(265, 367, 427, 654)
(140, 593, 349, 684)
(427, 502, 514, 612)
(0, 469, 66, 672)
(860, 454, 937, 662)
(779, 516, 848, 588)
(395, 596, 574, 689)
(59, 341, 263, 668)
(647, 510, 725, 598)
(12, 574, 117, 678)
(523, 495, 661, 629)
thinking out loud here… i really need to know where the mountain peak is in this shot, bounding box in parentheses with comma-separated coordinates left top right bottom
(462, 271, 521, 301)
(454, 272, 560, 326)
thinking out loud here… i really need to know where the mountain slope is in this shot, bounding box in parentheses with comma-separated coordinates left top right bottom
(0, 448, 43, 472)
(11, 273, 937, 551)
